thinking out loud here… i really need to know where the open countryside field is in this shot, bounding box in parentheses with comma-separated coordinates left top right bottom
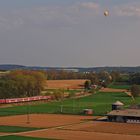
(62, 121, 140, 135)
(1, 114, 140, 135)
(0, 114, 93, 128)
(0, 91, 139, 116)
(0, 114, 93, 140)
(45, 79, 87, 89)
(99, 88, 127, 93)
(108, 84, 131, 89)
(19, 129, 140, 140)
(19, 122, 140, 140)
(0, 84, 140, 140)
(0, 114, 140, 140)
(0, 125, 40, 133)
(0, 135, 53, 140)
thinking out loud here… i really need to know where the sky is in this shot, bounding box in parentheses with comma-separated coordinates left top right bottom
(0, 0, 140, 67)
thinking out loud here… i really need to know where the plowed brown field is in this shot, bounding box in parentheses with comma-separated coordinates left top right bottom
(99, 88, 127, 92)
(0, 114, 140, 140)
(0, 114, 93, 128)
(62, 121, 140, 135)
(45, 79, 87, 89)
(18, 129, 140, 140)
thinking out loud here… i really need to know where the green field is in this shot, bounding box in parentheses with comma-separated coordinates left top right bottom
(0, 92, 139, 116)
(0, 126, 40, 133)
(0, 135, 55, 140)
(108, 84, 131, 89)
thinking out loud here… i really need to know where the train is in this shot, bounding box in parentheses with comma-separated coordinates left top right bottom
(0, 95, 52, 104)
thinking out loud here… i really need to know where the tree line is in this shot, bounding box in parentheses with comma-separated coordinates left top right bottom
(129, 73, 140, 97)
(0, 70, 46, 99)
(2, 69, 140, 99)
(46, 70, 86, 80)
(47, 70, 120, 85)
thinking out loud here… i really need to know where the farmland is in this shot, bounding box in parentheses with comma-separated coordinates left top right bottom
(0, 79, 140, 140)
(0, 91, 139, 116)
(0, 114, 93, 128)
(45, 79, 87, 89)
(0, 126, 40, 133)
(108, 84, 131, 89)
(0, 114, 140, 140)
(20, 128, 140, 140)
(0, 135, 53, 140)
(1, 0, 140, 139)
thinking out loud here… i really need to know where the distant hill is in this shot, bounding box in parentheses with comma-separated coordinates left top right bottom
(0, 64, 140, 73)
(79, 67, 140, 73)
(0, 64, 26, 70)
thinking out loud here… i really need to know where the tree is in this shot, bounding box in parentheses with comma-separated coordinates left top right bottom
(84, 80, 91, 90)
(98, 71, 112, 87)
(110, 71, 120, 82)
(130, 73, 140, 85)
(0, 80, 11, 99)
(51, 89, 64, 101)
(87, 72, 99, 85)
(0, 70, 46, 99)
(131, 85, 140, 97)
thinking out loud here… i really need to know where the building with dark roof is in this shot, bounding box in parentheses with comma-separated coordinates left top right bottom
(107, 109, 140, 123)
(107, 101, 140, 123)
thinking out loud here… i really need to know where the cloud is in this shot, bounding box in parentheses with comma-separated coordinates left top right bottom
(0, 2, 101, 30)
(114, 2, 140, 17)
(79, 2, 100, 10)
(0, 15, 24, 31)
(2, 1, 140, 31)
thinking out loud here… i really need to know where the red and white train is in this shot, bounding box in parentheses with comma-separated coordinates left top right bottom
(0, 95, 52, 104)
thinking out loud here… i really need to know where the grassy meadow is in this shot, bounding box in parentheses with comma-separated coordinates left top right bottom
(0, 91, 139, 116)
(0, 126, 40, 133)
(108, 84, 131, 89)
(0, 135, 54, 140)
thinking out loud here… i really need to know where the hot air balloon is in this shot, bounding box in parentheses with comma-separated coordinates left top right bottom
(104, 10, 109, 16)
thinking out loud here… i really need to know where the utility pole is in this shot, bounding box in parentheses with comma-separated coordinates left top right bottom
(26, 92, 30, 124)
(26, 101, 30, 124)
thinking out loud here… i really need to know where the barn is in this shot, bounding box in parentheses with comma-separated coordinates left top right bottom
(107, 109, 140, 123)
(107, 101, 140, 123)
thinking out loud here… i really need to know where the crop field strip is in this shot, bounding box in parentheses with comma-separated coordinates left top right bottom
(0, 114, 140, 140)
(0, 135, 56, 140)
(108, 84, 131, 89)
(0, 89, 140, 140)
(0, 125, 41, 133)
(0, 115, 93, 139)
(0, 91, 139, 116)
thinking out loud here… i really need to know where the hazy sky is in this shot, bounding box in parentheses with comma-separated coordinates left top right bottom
(0, 0, 140, 67)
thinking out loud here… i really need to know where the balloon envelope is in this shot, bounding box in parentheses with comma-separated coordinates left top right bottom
(104, 10, 109, 16)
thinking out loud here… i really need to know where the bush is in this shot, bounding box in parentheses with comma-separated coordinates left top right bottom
(131, 85, 140, 97)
